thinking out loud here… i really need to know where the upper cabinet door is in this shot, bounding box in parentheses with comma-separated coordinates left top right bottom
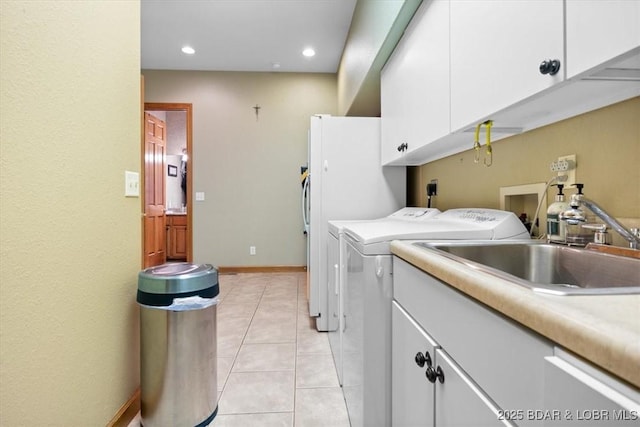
(450, 0, 565, 132)
(565, 0, 640, 78)
(380, 54, 409, 166)
(381, 0, 450, 166)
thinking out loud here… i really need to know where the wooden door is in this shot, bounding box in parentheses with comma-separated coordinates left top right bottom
(167, 215, 187, 260)
(144, 112, 166, 268)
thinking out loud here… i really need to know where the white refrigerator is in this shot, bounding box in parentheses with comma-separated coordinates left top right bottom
(304, 115, 406, 331)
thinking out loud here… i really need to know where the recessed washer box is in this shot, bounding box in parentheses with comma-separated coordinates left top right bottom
(500, 183, 546, 236)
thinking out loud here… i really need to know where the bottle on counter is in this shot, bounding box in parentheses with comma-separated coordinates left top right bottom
(547, 184, 569, 243)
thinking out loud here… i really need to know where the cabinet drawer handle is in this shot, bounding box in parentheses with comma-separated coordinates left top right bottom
(414, 351, 432, 368)
(539, 59, 561, 76)
(426, 365, 445, 384)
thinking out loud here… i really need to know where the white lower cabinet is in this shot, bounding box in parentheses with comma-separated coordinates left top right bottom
(392, 256, 640, 427)
(436, 348, 511, 427)
(392, 302, 437, 427)
(393, 257, 553, 427)
(392, 302, 512, 427)
(542, 349, 640, 426)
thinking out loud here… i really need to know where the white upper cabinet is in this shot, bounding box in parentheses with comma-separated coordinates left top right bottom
(449, 0, 565, 133)
(381, 0, 450, 166)
(380, 0, 640, 166)
(380, 56, 409, 166)
(566, 0, 640, 78)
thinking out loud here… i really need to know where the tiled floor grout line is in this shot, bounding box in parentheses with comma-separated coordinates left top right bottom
(217, 277, 258, 394)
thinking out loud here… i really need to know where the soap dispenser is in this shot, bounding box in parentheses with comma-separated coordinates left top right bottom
(547, 184, 569, 243)
(563, 184, 596, 246)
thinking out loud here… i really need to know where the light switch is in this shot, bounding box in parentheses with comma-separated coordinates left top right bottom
(195, 192, 205, 201)
(125, 171, 139, 197)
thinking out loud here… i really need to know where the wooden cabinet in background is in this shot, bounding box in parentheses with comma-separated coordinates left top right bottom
(166, 214, 187, 261)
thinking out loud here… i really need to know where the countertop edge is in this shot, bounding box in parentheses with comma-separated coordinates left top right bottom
(391, 240, 640, 389)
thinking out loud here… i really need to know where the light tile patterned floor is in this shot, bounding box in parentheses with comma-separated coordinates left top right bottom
(129, 272, 350, 427)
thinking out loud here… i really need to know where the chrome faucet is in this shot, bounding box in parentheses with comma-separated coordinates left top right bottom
(560, 185, 640, 250)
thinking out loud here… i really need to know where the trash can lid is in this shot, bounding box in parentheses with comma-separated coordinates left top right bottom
(138, 262, 218, 295)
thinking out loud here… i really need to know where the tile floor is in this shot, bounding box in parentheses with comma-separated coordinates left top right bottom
(129, 272, 350, 427)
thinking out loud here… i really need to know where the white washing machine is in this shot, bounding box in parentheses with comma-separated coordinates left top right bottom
(340, 208, 530, 427)
(327, 207, 441, 386)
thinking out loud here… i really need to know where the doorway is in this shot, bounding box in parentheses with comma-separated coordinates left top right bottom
(143, 103, 193, 264)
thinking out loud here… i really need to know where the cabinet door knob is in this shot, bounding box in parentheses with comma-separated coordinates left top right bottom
(539, 59, 561, 75)
(426, 365, 445, 384)
(414, 351, 432, 368)
(397, 142, 408, 152)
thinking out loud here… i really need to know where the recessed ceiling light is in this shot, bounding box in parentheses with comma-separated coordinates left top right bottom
(181, 46, 195, 55)
(302, 47, 316, 58)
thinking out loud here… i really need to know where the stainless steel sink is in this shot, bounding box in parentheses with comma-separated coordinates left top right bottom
(413, 241, 640, 295)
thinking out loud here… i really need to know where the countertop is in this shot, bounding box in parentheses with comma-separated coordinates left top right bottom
(390, 240, 640, 389)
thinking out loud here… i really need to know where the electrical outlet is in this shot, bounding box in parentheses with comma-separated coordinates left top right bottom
(250, 246, 256, 255)
(557, 154, 576, 187)
(550, 154, 576, 187)
(427, 179, 438, 196)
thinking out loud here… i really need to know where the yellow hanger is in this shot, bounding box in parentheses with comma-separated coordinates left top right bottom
(484, 120, 493, 167)
(473, 122, 483, 163)
(472, 120, 494, 166)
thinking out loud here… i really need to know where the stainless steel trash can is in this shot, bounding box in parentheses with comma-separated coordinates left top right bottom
(137, 263, 219, 427)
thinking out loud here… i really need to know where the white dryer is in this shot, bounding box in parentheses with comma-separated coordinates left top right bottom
(340, 208, 530, 427)
(327, 207, 441, 385)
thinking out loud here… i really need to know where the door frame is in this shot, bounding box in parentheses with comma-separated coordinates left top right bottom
(143, 102, 193, 263)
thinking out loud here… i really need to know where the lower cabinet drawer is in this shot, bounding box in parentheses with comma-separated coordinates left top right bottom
(167, 214, 187, 226)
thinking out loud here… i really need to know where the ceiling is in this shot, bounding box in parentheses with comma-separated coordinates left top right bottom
(141, 0, 358, 73)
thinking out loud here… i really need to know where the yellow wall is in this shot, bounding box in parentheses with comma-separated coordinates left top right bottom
(412, 97, 640, 245)
(0, 1, 141, 424)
